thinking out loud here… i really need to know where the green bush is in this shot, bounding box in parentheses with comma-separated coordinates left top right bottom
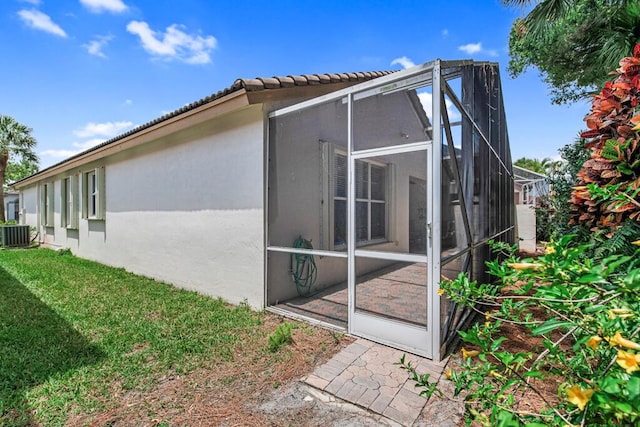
(407, 235, 640, 426)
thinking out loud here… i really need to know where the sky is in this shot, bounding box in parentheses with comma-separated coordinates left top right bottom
(1, 0, 590, 170)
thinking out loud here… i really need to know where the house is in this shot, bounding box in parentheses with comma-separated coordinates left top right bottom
(513, 165, 550, 253)
(4, 191, 20, 222)
(513, 165, 550, 206)
(13, 60, 515, 361)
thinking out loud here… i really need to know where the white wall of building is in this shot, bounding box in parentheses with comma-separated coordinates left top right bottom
(4, 193, 20, 221)
(516, 204, 536, 253)
(21, 105, 266, 308)
(21, 187, 38, 226)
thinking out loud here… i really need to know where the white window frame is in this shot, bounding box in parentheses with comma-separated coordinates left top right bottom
(324, 145, 390, 250)
(40, 182, 54, 227)
(61, 174, 79, 229)
(354, 158, 388, 245)
(19, 192, 24, 224)
(82, 167, 105, 220)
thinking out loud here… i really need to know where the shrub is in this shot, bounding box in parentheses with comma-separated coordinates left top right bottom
(571, 45, 640, 229)
(415, 236, 640, 426)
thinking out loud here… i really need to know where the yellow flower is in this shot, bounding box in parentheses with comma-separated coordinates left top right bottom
(608, 331, 640, 350)
(461, 347, 480, 360)
(586, 336, 602, 350)
(632, 240, 640, 246)
(445, 369, 453, 379)
(437, 288, 445, 296)
(565, 385, 594, 411)
(507, 262, 541, 270)
(607, 308, 634, 320)
(616, 349, 640, 374)
(489, 370, 506, 380)
(545, 246, 556, 254)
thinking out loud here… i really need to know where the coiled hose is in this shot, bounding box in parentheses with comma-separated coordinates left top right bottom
(290, 236, 318, 297)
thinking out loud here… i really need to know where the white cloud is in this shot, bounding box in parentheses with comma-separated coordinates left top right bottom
(458, 43, 482, 55)
(441, 29, 449, 37)
(73, 138, 107, 150)
(84, 35, 113, 58)
(127, 21, 218, 64)
(457, 42, 499, 58)
(41, 120, 134, 160)
(40, 138, 105, 159)
(20, 0, 41, 5)
(79, 0, 128, 13)
(124, 99, 133, 105)
(417, 92, 461, 123)
(40, 148, 83, 158)
(18, 9, 67, 37)
(390, 56, 416, 70)
(126, 21, 217, 64)
(73, 120, 133, 138)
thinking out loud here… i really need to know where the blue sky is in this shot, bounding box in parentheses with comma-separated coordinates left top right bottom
(1, 0, 590, 169)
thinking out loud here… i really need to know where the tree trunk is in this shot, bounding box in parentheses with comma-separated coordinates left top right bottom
(0, 152, 8, 223)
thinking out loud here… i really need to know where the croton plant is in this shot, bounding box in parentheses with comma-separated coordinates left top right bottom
(571, 44, 640, 229)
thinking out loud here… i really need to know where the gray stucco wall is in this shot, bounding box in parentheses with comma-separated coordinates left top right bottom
(22, 105, 266, 308)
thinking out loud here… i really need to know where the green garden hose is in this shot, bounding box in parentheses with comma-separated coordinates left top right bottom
(290, 236, 318, 297)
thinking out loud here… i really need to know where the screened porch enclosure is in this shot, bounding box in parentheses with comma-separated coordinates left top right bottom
(266, 60, 514, 361)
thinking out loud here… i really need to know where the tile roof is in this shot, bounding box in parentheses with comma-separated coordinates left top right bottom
(236, 71, 394, 91)
(19, 70, 394, 183)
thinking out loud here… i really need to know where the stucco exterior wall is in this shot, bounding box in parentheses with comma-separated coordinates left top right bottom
(516, 204, 536, 253)
(21, 187, 38, 226)
(4, 193, 20, 221)
(23, 105, 265, 308)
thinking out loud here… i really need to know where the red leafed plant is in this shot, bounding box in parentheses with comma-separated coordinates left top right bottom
(570, 44, 640, 229)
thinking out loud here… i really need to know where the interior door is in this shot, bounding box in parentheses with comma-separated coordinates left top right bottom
(348, 145, 434, 358)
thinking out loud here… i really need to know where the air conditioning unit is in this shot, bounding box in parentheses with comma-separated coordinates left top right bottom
(1, 225, 30, 247)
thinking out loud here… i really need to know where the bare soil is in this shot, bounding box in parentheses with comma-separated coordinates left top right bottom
(65, 314, 394, 427)
(66, 288, 557, 426)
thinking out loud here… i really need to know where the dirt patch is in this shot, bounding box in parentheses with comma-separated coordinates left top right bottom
(66, 314, 369, 426)
(65, 295, 558, 426)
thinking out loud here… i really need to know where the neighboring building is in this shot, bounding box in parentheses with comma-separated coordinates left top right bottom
(13, 60, 515, 361)
(513, 165, 550, 253)
(4, 191, 20, 222)
(513, 165, 550, 206)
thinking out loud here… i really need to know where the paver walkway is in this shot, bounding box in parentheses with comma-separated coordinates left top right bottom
(303, 338, 464, 426)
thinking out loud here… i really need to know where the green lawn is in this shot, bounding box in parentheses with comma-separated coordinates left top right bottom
(0, 248, 267, 426)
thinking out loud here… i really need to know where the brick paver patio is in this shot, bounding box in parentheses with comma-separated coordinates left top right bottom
(304, 338, 464, 426)
(275, 263, 428, 329)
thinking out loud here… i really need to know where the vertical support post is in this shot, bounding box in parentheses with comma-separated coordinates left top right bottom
(347, 93, 355, 335)
(431, 61, 443, 361)
(263, 115, 270, 309)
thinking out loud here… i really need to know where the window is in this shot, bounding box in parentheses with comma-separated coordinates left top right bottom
(39, 182, 54, 227)
(61, 175, 79, 229)
(332, 152, 388, 247)
(82, 167, 105, 220)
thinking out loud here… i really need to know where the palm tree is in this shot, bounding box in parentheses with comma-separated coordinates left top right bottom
(514, 157, 561, 176)
(503, 0, 640, 103)
(0, 115, 38, 222)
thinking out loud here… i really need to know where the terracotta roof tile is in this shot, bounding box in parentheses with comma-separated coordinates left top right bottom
(288, 75, 309, 86)
(257, 77, 281, 89)
(303, 74, 321, 85)
(275, 76, 295, 87)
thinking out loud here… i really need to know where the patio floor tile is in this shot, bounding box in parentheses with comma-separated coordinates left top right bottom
(303, 338, 463, 426)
